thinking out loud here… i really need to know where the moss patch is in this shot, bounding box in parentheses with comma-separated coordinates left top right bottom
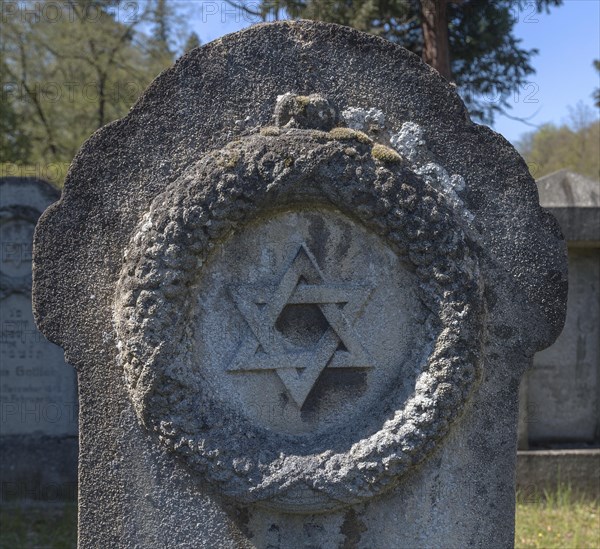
(259, 126, 281, 137)
(216, 150, 241, 170)
(295, 95, 311, 108)
(371, 144, 402, 163)
(308, 129, 329, 140)
(327, 127, 372, 144)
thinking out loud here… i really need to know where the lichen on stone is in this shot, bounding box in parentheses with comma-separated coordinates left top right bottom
(307, 129, 330, 140)
(295, 95, 311, 108)
(390, 121, 473, 221)
(274, 92, 338, 130)
(341, 107, 385, 132)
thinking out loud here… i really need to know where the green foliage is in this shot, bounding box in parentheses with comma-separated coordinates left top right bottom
(184, 32, 202, 52)
(147, 0, 186, 67)
(0, 53, 30, 163)
(1, 0, 185, 182)
(245, 0, 562, 124)
(0, 162, 69, 189)
(518, 104, 600, 180)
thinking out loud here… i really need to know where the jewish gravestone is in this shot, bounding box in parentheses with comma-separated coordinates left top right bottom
(33, 22, 567, 548)
(1, 177, 77, 502)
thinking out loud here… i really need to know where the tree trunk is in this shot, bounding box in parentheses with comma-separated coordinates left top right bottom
(98, 73, 106, 129)
(420, 0, 452, 81)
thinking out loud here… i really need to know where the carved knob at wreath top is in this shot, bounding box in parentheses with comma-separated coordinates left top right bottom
(274, 93, 339, 130)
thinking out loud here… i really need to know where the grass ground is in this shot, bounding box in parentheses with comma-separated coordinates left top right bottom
(0, 490, 597, 548)
(0, 504, 76, 549)
(515, 487, 599, 549)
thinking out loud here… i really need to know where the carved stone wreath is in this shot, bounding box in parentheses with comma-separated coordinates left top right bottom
(114, 121, 485, 511)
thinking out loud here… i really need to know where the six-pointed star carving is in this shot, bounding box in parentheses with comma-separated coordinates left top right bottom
(227, 243, 374, 408)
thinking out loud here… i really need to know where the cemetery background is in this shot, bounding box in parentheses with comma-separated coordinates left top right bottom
(1, 1, 598, 547)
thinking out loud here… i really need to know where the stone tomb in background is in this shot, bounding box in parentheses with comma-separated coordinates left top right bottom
(33, 22, 567, 548)
(0, 177, 77, 502)
(516, 170, 600, 500)
(518, 170, 600, 447)
(529, 170, 599, 444)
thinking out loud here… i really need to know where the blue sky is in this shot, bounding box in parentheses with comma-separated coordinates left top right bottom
(180, 0, 600, 146)
(492, 0, 600, 144)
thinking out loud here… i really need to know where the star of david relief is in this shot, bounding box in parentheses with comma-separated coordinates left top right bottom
(227, 243, 375, 408)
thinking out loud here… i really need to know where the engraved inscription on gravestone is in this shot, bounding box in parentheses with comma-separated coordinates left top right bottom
(1, 216, 33, 279)
(0, 178, 76, 436)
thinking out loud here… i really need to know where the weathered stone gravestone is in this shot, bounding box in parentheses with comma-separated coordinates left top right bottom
(1, 177, 77, 502)
(33, 22, 567, 548)
(515, 170, 599, 497)
(527, 170, 599, 443)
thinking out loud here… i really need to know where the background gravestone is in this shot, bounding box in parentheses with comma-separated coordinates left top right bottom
(528, 170, 599, 443)
(1, 177, 77, 502)
(515, 170, 599, 500)
(33, 22, 567, 548)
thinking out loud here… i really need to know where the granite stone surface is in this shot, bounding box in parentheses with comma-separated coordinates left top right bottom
(33, 21, 567, 548)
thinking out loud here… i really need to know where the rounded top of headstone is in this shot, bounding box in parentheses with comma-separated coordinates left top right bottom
(537, 170, 600, 208)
